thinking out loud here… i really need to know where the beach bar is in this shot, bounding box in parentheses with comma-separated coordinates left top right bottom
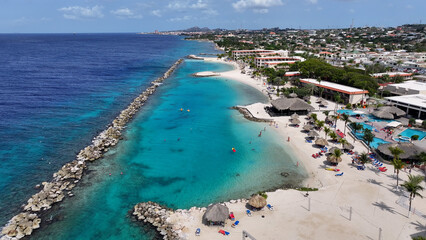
(269, 97, 314, 116)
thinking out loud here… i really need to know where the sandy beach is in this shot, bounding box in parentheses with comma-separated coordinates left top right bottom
(171, 57, 426, 240)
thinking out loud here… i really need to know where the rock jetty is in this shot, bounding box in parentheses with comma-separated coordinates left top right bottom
(133, 202, 182, 240)
(0, 59, 184, 240)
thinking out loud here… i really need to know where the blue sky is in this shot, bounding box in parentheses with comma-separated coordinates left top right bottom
(1, 0, 424, 33)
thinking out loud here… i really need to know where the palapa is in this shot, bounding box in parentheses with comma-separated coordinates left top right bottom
(308, 130, 319, 138)
(303, 124, 314, 131)
(290, 118, 301, 124)
(320, 101, 328, 106)
(327, 154, 342, 163)
(290, 113, 299, 119)
(377, 142, 421, 160)
(248, 195, 267, 209)
(316, 98, 324, 103)
(271, 97, 315, 111)
(315, 138, 329, 146)
(203, 204, 229, 224)
(343, 142, 354, 150)
(372, 111, 394, 120)
(377, 106, 405, 117)
(289, 92, 298, 98)
(328, 147, 339, 154)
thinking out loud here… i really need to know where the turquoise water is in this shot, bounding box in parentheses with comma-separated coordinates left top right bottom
(350, 123, 389, 149)
(399, 129, 426, 140)
(337, 109, 356, 115)
(29, 60, 307, 239)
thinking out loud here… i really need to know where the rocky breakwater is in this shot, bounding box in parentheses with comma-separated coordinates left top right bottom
(133, 202, 183, 240)
(0, 59, 184, 240)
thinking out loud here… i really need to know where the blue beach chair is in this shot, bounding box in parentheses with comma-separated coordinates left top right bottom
(246, 209, 252, 216)
(267, 204, 274, 210)
(195, 228, 200, 236)
(335, 172, 344, 176)
(231, 220, 239, 228)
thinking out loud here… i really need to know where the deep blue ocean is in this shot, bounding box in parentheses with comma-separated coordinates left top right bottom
(0, 34, 306, 239)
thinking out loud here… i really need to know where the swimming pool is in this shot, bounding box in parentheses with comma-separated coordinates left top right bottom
(337, 109, 355, 116)
(349, 124, 390, 149)
(399, 128, 426, 140)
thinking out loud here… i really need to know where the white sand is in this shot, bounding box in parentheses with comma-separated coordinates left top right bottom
(175, 57, 426, 240)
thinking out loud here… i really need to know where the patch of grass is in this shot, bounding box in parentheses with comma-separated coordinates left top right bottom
(257, 191, 268, 199)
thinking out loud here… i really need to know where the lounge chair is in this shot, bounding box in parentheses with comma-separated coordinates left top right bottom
(267, 204, 274, 210)
(219, 230, 230, 235)
(195, 228, 201, 236)
(246, 209, 252, 217)
(335, 172, 344, 176)
(231, 220, 239, 228)
(229, 212, 235, 221)
(379, 167, 387, 172)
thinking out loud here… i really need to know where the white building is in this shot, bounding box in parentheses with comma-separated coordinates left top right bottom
(386, 94, 426, 119)
(383, 80, 426, 95)
(299, 79, 368, 104)
(371, 72, 413, 80)
(232, 50, 274, 59)
(255, 56, 304, 68)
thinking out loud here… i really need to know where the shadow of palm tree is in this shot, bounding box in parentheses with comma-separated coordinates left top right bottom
(367, 179, 382, 186)
(410, 221, 426, 239)
(372, 201, 395, 214)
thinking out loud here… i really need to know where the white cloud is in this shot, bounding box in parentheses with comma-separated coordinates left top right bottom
(253, 8, 268, 13)
(111, 8, 142, 19)
(151, 10, 162, 17)
(59, 6, 104, 20)
(169, 15, 192, 22)
(202, 9, 218, 15)
(232, 0, 283, 12)
(168, 0, 209, 10)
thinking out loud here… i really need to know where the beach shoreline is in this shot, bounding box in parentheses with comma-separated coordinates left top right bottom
(137, 56, 426, 240)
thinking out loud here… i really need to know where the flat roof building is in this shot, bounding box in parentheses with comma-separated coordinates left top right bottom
(299, 79, 368, 104)
(371, 72, 413, 79)
(386, 94, 426, 119)
(383, 80, 426, 95)
(232, 50, 274, 59)
(255, 56, 304, 68)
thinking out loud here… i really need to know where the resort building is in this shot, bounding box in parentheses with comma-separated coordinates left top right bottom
(385, 94, 426, 119)
(371, 72, 413, 80)
(299, 79, 369, 105)
(268, 97, 314, 116)
(255, 56, 304, 68)
(284, 71, 300, 77)
(232, 50, 274, 59)
(382, 80, 426, 95)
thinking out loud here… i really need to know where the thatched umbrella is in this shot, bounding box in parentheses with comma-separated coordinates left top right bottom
(303, 96, 311, 102)
(372, 111, 394, 120)
(328, 147, 339, 154)
(290, 113, 299, 119)
(378, 106, 405, 117)
(271, 97, 315, 112)
(289, 92, 298, 98)
(377, 142, 421, 160)
(315, 138, 329, 146)
(303, 124, 314, 131)
(308, 130, 319, 138)
(327, 154, 342, 163)
(203, 204, 229, 225)
(290, 118, 301, 125)
(320, 101, 328, 106)
(316, 98, 324, 103)
(342, 142, 354, 150)
(248, 195, 267, 209)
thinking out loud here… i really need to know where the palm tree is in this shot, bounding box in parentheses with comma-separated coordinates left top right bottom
(310, 113, 318, 122)
(316, 120, 325, 132)
(330, 115, 338, 128)
(363, 131, 374, 152)
(401, 174, 424, 212)
(334, 93, 342, 112)
(323, 110, 330, 117)
(350, 122, 364, 133)
(389, 146, 405, 187)
(338, 138, 348, 148)
(340, 113, 351, 135)
(358, 152, 370, 166)
(324, 127, 331, 139)
(330, 148, 343, 165)
(329, 131, 338, 142)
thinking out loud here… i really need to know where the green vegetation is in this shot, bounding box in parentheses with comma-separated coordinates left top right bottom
(292, 58, 379, 95)
(401, 175, 424, 212)
(296, 187, 319, 192)
(257, 191, 268, 199)
(389, 146, 405, 187)
(411, 135, 420, 141)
